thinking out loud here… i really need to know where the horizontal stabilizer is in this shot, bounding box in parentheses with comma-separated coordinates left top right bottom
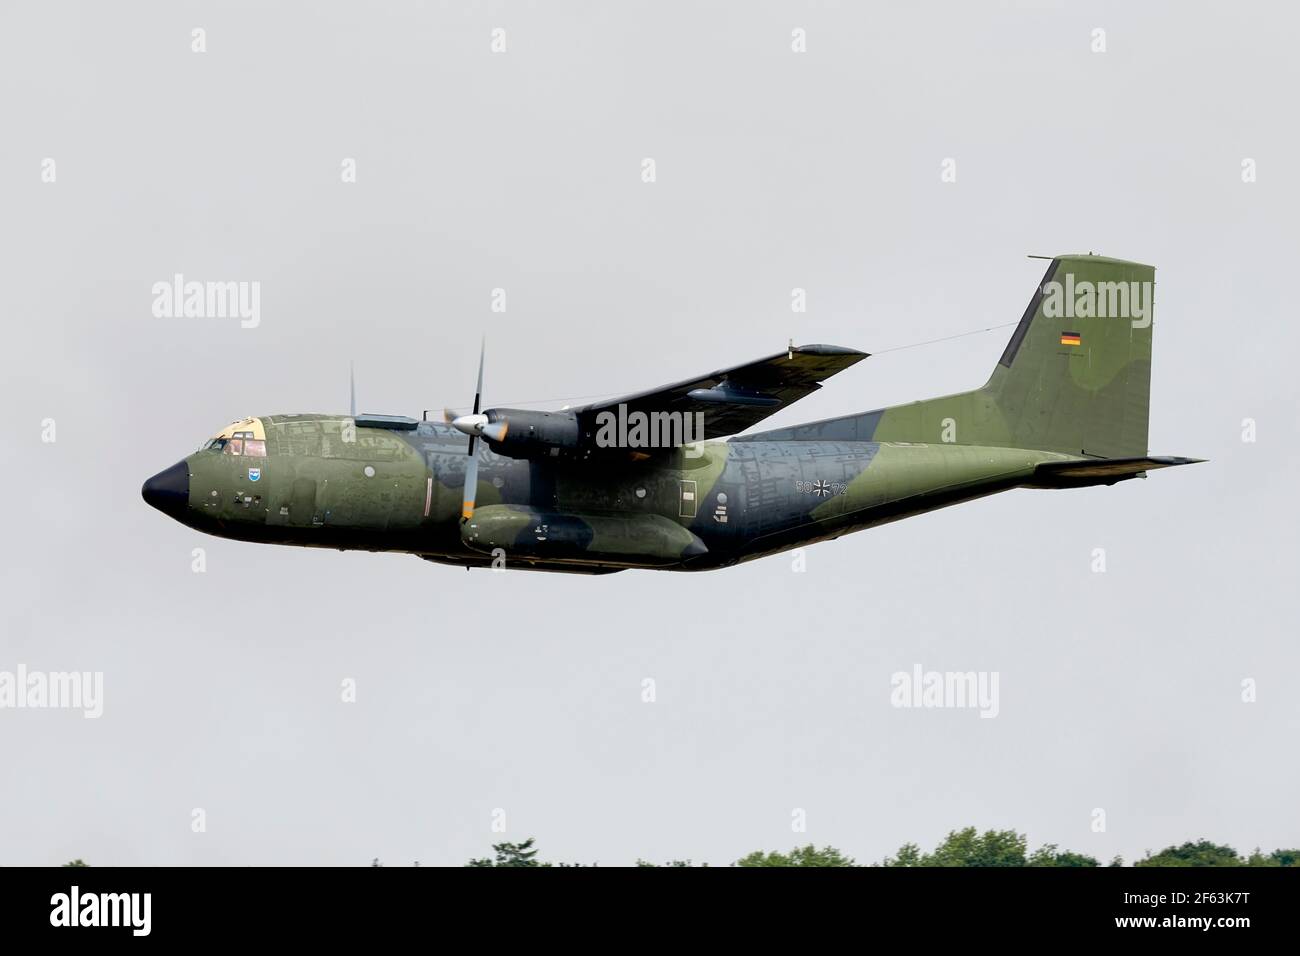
(1030, 455, 1205, 488)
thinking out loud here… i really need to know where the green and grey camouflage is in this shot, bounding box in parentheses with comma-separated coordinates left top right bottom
(142, 254, 1202, 574)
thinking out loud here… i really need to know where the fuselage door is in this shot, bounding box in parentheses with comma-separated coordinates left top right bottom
(290, 477, 320, 526)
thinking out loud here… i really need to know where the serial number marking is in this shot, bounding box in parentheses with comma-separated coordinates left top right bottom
(795, 479, 848, 497)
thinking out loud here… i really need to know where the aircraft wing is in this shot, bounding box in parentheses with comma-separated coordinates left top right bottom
(572, 344, 868, 441)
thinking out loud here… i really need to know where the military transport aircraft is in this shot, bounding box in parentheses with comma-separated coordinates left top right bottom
(142, 254, 1201, 574)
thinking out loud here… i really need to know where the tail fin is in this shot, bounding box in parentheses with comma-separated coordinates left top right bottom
(750, 254, 1155, 458)
(973, 254, 1154, 458)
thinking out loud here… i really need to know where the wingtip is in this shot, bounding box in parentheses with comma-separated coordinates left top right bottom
(794, 344, 870, 358)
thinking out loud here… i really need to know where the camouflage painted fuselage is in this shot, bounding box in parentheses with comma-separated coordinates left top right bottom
(172, 414, 1077, 574)
(145, 255, 1198, 573)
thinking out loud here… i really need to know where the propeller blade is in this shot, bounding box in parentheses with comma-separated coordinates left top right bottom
(350, 361, 356, 418)
(461, 442, 479, 521)
(443, 408, 459, 424)
(472, 337, 484, 416)
(461, 338, 487, 523)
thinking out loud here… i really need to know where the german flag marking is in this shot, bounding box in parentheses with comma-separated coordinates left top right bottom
(1060, 331, 1082, 346)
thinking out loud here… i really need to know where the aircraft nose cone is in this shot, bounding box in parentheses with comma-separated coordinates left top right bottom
(142, 460, 190, 518)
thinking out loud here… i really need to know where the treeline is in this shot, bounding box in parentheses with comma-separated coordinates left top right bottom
(447, 830, 1300, 868)
(61, 829, 1299, 867)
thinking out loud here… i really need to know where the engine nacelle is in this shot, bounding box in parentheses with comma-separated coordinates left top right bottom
(482, 408, 581, 460)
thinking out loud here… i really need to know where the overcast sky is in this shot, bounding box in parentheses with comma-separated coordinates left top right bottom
(1, 0, 1296, 866)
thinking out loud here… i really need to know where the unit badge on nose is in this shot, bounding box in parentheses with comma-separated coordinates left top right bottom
(248, 467, 261, 482)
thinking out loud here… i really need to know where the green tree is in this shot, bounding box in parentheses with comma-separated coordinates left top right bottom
(61, 859, 89, 867)
(1242, 847, 1300, 867)
(1269, 849, 1300, 867)
(881, 829, 1100, 867)
(924, 828, 1027, 867)
(1244, 848, 1278, 867)
(1027, 844, 1100, 867)
(734, 844, 855, 867)
(467, 838, 549, 868)
(1135, 840, 1242, 867)
(880, 843, 924, 867)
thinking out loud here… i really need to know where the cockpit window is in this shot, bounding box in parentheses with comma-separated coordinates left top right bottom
(205, 436, 266, 456)
(205, 418, 268, 456)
